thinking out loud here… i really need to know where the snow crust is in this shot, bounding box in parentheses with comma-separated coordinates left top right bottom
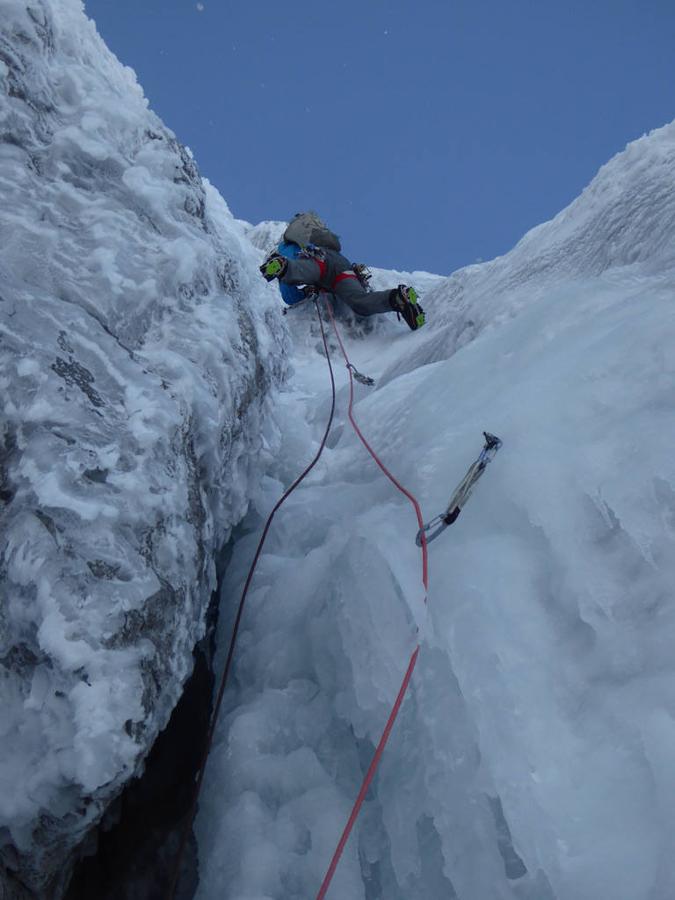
(197, 122, 675, 899)
(0, 1, 286, 893)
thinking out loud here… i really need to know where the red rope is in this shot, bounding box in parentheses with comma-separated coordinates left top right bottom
(167, 300, 336, 899)
(316, 301, 428, 899)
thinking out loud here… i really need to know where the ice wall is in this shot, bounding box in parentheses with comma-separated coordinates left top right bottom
(196, 122, 675, 899)
(0, 1, 286, 895)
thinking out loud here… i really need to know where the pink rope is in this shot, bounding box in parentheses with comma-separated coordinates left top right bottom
(167, 301, 336, 899)
(316, 301, 428, 899)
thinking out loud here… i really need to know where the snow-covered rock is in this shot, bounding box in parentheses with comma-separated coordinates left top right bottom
(0, 1, 286, 895)
(195, 123, 675, 899)
(243, 220, 287, 257)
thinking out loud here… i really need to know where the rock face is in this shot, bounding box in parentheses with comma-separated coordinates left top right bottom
(0, 2, 286, 895)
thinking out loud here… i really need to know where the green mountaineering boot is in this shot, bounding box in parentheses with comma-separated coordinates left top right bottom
(260, 252, 288, 281)
(390, 285, 425, 330)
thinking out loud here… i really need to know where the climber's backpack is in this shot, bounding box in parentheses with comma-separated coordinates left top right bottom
(283, 211, 342, 252)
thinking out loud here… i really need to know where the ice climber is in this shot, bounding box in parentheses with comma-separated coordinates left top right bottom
(259, 212, 426, 331)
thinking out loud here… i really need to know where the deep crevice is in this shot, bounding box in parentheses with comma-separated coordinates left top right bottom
(64, 590, 220, 900)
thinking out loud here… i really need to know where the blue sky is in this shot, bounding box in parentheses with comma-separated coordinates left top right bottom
(84, 0, 675, 274)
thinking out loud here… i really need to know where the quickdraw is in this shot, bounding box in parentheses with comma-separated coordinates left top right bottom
(346, 362, 375, 387)
(416, 432, 503, 546)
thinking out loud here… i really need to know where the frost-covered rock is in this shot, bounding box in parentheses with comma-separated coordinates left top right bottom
(195, 123, 675, 899)
(243, 220, 287, 257)
(0, 1, 286, 895)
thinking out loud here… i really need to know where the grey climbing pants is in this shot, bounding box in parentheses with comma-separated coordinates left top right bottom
(281, 250, 395, 317)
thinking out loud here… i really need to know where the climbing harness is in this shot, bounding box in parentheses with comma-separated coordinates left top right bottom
(416, 432, 502, 546)
(166, 299, 336, 900)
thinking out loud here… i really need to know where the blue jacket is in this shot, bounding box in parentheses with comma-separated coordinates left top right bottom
(276, 241, 304, 306)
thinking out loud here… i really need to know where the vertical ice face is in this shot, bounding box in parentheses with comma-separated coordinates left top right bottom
(196, 121, 675, 899)
(0, 1, 287, 894)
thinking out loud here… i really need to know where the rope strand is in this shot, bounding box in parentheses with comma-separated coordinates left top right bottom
(167, 300, 336, 899)
(315, 300, 428, 899)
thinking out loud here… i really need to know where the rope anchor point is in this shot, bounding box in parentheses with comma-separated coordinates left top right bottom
(346, 362, 375, 387)
(416, 431, 503, 546)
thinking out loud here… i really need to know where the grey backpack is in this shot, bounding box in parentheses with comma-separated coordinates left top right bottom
(283, 211, 342, 252)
